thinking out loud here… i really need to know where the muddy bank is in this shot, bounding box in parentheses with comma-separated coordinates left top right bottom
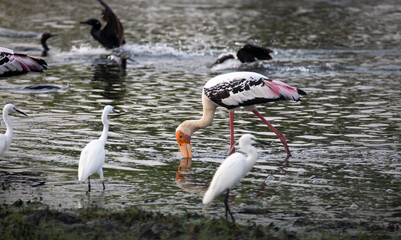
(0, 200, 398, 240)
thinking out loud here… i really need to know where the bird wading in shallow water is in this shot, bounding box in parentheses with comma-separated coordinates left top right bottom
(176, 71, 306, 171)
(40, 33, 57, 56)
(0, 104, 27, 156)
(202, 134, 268, 222)
(0, 47, 47, 77)
(80, 0, 125, 49)
(78, 105, 118, 192)
(210, 44, 273, 67)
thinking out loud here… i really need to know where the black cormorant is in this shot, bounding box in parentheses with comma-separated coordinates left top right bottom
(211, 44, 273, 67)
(80, 0, 125, 49)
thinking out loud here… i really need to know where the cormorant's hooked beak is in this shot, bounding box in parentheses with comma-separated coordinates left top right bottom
(80, 21, 90, 25)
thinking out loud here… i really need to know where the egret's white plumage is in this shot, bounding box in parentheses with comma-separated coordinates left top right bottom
(202, 134, 266, 222)
(202, 152, 246, 205)
(78, 105, 117, 192)
(0, 104, 27, 156)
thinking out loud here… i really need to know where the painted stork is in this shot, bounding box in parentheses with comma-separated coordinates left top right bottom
(0, 104, 28, 156)
(176, 71, 306, 171)
(203, 134, 268, 222)
(78, 105, 118, 192)
(0, 47, 47, 77)
(211, 44, 273, 67)
(80, 0, 125, 49)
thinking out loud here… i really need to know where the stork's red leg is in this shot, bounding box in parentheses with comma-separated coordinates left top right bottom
(228, 111, 235, 156)
(252, 110, 291, 159)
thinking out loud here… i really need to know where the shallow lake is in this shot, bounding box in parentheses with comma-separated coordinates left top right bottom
(0, 0, 400, 233)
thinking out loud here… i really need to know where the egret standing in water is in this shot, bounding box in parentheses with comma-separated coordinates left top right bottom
(78, 105, 118, 192)
(0, 104, 27, 156)
(203, 134, 268, 222)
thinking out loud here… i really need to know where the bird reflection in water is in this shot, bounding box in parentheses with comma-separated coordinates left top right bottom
(91, 55, 127, 101)
(77, 190, 105, 209)
(175, 149, 207, 194)
(175, 171, 207, 196)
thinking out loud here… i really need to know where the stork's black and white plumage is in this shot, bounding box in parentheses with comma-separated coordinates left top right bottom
(80, 0, 125, 49)
(176, 72, 306, 171)
(211, 44, 273, 67)
(0, 47, 47, 77)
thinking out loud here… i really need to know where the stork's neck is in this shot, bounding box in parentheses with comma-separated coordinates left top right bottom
(177, 93, 218, 136)
(98, 112, 109, 145)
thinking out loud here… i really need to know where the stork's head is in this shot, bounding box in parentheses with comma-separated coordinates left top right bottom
(176, 128, 192, 160)
(176, 125, 193, 172)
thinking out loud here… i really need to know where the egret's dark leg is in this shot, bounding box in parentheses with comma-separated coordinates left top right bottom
(102, 181, 105, 191)
(252, 110, 291, 160)
(228, 111, 235, 156)
(224, 189, 235, 222)
(87, 177, 91, 192)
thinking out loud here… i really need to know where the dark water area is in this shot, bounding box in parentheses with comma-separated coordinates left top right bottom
(0, 0, 400, 236)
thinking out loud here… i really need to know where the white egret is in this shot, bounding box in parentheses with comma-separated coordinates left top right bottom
(202, 134, 268, 222)
(78, 105, 118, 192)
(0, 104, 27, 156)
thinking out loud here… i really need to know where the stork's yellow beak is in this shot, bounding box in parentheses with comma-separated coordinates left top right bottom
(176, 130, 192, 171)
(176, 130, 192, 159)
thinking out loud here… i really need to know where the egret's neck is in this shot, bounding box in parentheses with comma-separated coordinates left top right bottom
(99, 112, 109, 144)
(3, 111, 13, 139)
(177, 93, 218, 136)
(243, 145, 258, 174)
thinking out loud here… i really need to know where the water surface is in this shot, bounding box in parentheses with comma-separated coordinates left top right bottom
(0, 0, 400, 235)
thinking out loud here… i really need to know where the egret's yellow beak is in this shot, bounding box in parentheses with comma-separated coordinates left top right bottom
(176, 130, 192, 171)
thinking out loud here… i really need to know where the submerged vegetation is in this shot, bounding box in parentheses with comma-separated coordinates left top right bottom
(0, 200, 398, 240)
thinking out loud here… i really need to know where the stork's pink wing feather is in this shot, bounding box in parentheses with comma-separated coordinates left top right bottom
(264, 79, 304, 101)
(0, 49, 47, 77)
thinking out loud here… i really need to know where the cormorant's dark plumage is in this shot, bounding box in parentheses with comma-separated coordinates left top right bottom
(41, 33, 56, 52)
(80, 0, 125, 49)
(211, 44, 273, 67)
(237, 44, 273, 62)
(41, 32, 56, 56)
